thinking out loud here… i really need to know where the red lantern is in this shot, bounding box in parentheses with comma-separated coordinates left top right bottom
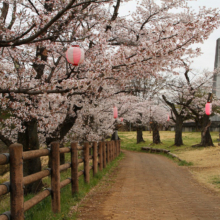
(120, 118, 123, 122)
(66, 45, 84, 66)
(205, 102, 212, 115)
(167, 115, 170, 121)
(113, 106, 118, 119)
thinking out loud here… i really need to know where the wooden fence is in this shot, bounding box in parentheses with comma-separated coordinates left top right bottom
(0, 140, 121, 220)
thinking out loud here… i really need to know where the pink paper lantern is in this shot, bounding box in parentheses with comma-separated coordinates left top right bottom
(66, 45, 84, 66)
(113, 106, 118, 119)
(167, 115, 170, 121)
(120, 118, 123, 122)
(205, 102, 212, 115)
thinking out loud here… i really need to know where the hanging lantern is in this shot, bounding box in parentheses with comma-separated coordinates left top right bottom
(205, 102, 212, 115)
(113, 106, 118, 119)
(167, 115, 170, 121)
(120, 118, 123, 122)
(66, 45, 84, 66)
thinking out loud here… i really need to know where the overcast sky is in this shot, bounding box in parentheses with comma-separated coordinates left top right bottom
(119, 0, 220, 72)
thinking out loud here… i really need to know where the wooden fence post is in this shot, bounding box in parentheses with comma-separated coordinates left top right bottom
(116, 141, 118, 158)
(118, 140, 120, 156)
(98, 142, 103, 171)
(112, 141, 114, 161)
(118, 140, 120, 155)
(115, 140, 118, 158)
(103, 142, 106, 168)
(109, 141, 112, 162)
(115, 141, 117, 157)
(114, 140, 117, 159)
(112, 141, 115, 160)
(51, 142, 61, 213)
(84, 142, 90, 183)
(93, 142, 98, 176)
(71, 142, 78, 195)
(60, 143, 65, 165)
(115, 141, 117, 158)
(106, 142, 109, 164)
(9, 144, 24, 220)
(118, 141, 120, 156)
(109, 142, 111, 162)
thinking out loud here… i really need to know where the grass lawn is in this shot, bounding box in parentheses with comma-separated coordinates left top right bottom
(119, 130, 219, 153)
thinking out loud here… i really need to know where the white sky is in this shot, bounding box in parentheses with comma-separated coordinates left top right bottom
(119, 0, 220, 72)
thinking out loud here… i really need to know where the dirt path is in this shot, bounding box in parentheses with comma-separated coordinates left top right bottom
(76, 150, 220, 220)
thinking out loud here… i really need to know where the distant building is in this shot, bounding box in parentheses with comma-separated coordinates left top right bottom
(212, 38, 220, 123)
(212, 38, 220, 96)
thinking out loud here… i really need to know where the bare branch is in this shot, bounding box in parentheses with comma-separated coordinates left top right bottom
(1, 2, 9, 23)
(7, 0, 17, 30)
(27, 0, 40, 15)
(46, 56, 62, 83)
(0, 0, 111, 47)
(0, 88, 85, 95)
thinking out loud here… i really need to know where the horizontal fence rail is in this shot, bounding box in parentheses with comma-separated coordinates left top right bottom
(0, 140, 121, 220)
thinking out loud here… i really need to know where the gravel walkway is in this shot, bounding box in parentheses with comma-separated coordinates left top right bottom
(77, 150, 220, 220)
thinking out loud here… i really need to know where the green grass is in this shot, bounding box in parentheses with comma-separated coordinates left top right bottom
(119, 131, 219, 154)
(178, 160, 193, 166)
(211, 176, 220, 188)
(0, 176, 8, 184)
(119, 131, 219, 166)
(0, 153, 124, 220)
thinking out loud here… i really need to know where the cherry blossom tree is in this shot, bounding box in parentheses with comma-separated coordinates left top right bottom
(1, 0, 220, 192)
(149, 104, 169, 144)
(1, 0, 219, 145)
(1, 0, 123, 193)
(122, 73, 167, 143)
(187, 89, 220, 147)
(162, 71, 194, 146)
(123, 100, 150, 144)
(162, 67, 217, 146)
(119, 97, 169, 144)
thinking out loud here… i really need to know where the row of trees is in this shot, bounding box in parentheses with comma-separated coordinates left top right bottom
(1, 0, 220, 192)
(162, 68, 220, 147)
(130, 68, 220, 147)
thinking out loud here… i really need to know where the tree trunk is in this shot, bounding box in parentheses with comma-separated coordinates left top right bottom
(46, 106, 82, 168)
(150, 121, 161, 144)
(200, 115, 213, 146)
(48, 143, 65, 168)
(195, 119, 201, 132)
(175, 116, 183, 146)
(60, 143, 65, 165)
(137, 127, 145, 144)
(111, 131, 120, 140)
(17, 119, 43, 194)
(192, 115, 214, 147)
(46, 105, 82, 145)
